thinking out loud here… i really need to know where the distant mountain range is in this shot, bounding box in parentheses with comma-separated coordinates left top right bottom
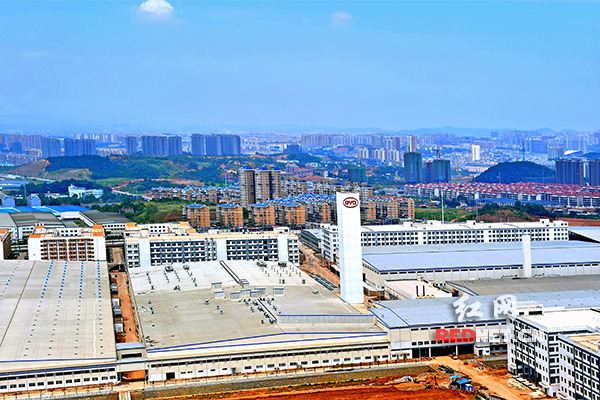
(0, 114, 589, 136)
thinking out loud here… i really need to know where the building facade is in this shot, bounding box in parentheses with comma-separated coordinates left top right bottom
(28, 225, 107, 261)
(184, 204, 211, 229)
(124, 222, 299, 268)
(320, 219, 569, 261)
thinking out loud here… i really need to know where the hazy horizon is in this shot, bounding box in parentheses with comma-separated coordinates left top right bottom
(1, 1, 599, 132)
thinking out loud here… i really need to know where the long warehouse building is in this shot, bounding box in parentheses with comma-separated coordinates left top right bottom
(0, 260, 117, 394)
(318, 219, 569, 261)
(363, 241, 600, 290)
(124, 222, 299, 268)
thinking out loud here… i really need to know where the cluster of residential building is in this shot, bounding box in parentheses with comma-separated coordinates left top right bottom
(404, 181, 600, 208)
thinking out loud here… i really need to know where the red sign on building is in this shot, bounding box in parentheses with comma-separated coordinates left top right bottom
(435, 328, 476, 343)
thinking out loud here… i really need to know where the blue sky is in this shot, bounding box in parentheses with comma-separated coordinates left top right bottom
(0, 1, 599, 132)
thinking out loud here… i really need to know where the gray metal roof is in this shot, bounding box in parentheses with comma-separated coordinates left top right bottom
(363, 241, 600, 272)
(448, 275, 600, 296)
(569, 227, 600, 243)
(10, 212, 65, 228)
(372, 289, 600, 328)
(81, 210, 131, 224)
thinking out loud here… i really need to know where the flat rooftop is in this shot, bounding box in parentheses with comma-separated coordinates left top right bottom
(568, 333, 600, 353)
(0, 260, 116, 374)
(373, 290, 600, 329)
(447, 275, 600, 296)
(385, 280, 451, 299)
(522, 308, 600, 332)
(363, 240, 600, 272)
(130, 261, 383, 358)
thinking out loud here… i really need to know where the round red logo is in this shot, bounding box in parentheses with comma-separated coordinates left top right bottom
(343, 197, 359, 208)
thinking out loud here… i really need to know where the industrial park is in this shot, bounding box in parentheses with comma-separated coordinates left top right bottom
(0, 190, 598, 399)
(2, 0, 600, 399)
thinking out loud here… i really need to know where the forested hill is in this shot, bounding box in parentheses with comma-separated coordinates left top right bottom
(473, 161, 555, 184)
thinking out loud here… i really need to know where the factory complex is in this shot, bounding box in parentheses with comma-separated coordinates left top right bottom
(1, 195, 600, 399)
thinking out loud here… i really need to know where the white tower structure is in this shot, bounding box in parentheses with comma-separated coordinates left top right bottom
(336, 192, 364, 304)
(471, 144, 481, 162)
(521, 234, 532, 278)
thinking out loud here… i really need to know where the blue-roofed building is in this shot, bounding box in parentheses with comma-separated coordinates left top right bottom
(217, 203, 243, 227)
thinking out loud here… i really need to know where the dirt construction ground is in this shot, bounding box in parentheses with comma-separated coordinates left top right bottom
(183, 375, 474, 400)
(200, 387, 472, 400)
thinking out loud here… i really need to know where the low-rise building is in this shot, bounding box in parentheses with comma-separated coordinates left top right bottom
(217, 204, 243, 227)
(184, 204, 211, 229)
(68, 184, 104, 199)
(508, 306, 600, 398)
(0, 228, 12, 259)
(249, 203, 275, 226)
(124, 222, 299, 268)
(28, 225, 107, 261)
(275, 202, 305, 226)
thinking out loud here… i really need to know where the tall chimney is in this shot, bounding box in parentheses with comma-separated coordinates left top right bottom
(521, 234, 532, 278)
(336, 192, 363, 304)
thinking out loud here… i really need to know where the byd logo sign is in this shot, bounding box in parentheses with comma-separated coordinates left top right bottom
(343, 197, 359, 208)
(435, 328, 476, 343)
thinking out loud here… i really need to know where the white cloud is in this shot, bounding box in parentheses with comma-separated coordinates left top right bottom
(331, 10, 352, 27)
(139, 0, 174, 19)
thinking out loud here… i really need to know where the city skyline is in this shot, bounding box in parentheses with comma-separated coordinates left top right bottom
(1, 1, 600, 132)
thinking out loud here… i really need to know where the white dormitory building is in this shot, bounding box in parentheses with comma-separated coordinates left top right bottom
(124, 222, 299, 268)
(28, 225, 107, 261)
(319, 219, 569, 261)
(507, 306, 600, 399)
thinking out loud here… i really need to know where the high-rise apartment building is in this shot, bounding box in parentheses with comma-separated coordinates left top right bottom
(348, 165, 367, 183)
(239, 167, 282, 204)
(403, 152, 423, 184)
(191, 134, 241, 156)
(424, 159, 451, 183)
(556, 159, 584, 185)
(589, 160, 600, 186)
(471, 144, 481, 161)
(406, 136, 417, 152)
(63, 138, 96, 156)
(125, 136, 139, 155)
(40, 137, 61, 158)
(167, 136, 183, 156)
(141, 136, 182, 157)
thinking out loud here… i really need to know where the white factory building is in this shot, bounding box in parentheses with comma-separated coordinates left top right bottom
(127, 260, 389, 382)
(508, 305, 600, 399)
(124, 222, 300, 268)
(319, 219, 569, 261)
(362, 240, 600, 294)
(372, 290, 600, 361)
(0, 260, 118, 394)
